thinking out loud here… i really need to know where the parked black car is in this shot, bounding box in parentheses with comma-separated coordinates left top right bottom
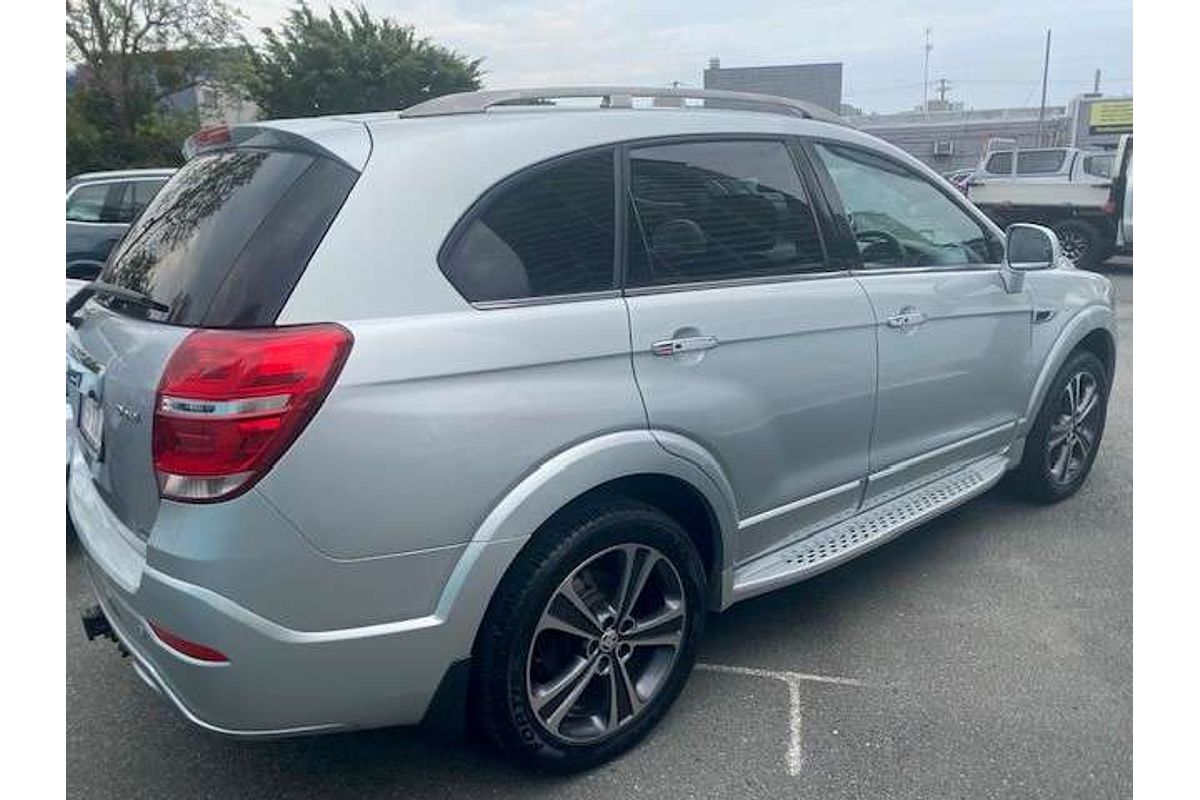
(66, 169, 174, 280)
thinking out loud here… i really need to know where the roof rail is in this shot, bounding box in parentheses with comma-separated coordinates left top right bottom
(398, 86, 847, 126)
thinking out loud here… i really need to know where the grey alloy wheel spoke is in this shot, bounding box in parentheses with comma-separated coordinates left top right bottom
(1047, 417, 1073, 449)
(544, 656, 602, 734)
(532, 654, 598, 716)
(1050, 437, 1072, 482)
(626, 603, 685, 648)
(613, 545, 660, 621)
(539, 609, 601, 642)
(558, 579, 605, 636)
(1074, 426, 1094, 462)
(1075, 381, 1099, 423)
(1065, 374, 1078, 417)
(616, 654, 646, 717)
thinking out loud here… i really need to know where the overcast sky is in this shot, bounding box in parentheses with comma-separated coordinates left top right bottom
(234, 0, 1132, 114)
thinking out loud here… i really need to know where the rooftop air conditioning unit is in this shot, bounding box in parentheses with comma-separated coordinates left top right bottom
(932, 140, 955, 157)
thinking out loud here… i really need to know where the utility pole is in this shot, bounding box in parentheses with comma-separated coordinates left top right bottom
(923, 27, 932, 113)
(1037, 29, 1052, 144)
(935, 78, 950, 106)
(1093, 68, 1101, 94)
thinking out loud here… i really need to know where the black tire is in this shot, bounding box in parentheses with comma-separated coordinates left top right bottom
(471, 496, 707, 772)
(1008, 349, 1109, 503)
(1052, 218, 1104, 270)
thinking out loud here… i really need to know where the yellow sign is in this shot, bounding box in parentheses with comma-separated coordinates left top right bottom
(1089, 99, 1133, 132)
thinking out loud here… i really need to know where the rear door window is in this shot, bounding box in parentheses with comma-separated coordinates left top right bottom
(103, 179, 168, 224)
(129, 178, 168, 217)
(100, 149, 357, 327)
(66, 183, 114, 222)
(1015, 150, 1067, 174)
(441, 150, 616, 303)
(626, 139, 826, 286)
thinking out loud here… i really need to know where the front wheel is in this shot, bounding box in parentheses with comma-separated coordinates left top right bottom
(1008, 349, 1109, 502)
(471, 497, 707, 771)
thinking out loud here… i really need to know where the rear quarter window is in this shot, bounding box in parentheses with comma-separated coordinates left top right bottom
(440, 150, 616, 303)
(100, 149, 357, 327)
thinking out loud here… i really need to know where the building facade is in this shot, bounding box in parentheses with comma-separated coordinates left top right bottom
(849, 106, 1071, 172)
(703, 59, 843, 112)
(696, 60, 1131, 173)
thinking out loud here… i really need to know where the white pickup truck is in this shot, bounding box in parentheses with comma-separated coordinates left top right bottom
(965, 135, 1132, 269)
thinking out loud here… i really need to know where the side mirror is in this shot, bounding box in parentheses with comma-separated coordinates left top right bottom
(1000, 223, 1061, 293)
(1005, 223, 1061, 271)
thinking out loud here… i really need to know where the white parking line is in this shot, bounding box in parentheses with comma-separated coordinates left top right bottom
(695, 662, 867, 777)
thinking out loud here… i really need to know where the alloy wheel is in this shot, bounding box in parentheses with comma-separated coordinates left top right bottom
(1045, 369, 1102, 486)
(1058, 229, 1089, 266)
(525, 544, 687, 743)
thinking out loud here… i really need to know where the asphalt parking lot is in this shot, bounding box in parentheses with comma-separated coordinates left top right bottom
(67, 260, 1132, 800)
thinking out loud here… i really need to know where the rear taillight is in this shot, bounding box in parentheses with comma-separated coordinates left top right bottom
(153, 324, 353, 503)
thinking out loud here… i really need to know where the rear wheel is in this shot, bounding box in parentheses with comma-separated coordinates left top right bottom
(1052, 219, 1103, 270)
(472, 497, 706, 771)
(1009, 349, 1109, 502)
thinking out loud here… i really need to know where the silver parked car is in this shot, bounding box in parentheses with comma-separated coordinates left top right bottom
(67, 168, 175, 280)
(67, 87, 1116, 771)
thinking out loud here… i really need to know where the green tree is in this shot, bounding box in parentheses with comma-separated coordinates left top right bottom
(66, 0, 245, 174)
(243, 2, 484, 118)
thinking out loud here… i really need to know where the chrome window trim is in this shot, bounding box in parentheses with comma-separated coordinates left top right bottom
(849, 265, 1002, 278)
(470, 289, 622, 310)
(623, 269, 852, 297)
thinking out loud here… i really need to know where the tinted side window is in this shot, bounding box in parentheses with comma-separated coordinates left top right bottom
(131, 179, 168, 214)
(441, 151, 615, 302)
(104, 181, 155, 224)
(1083, 154, 1113, 178)
(985, 152, 1013, 175)
(66, 183, 112, 222)
(813, 141, 1002, 268)
(1016, 149, 1067, 174)
(626, 140, 824, 287)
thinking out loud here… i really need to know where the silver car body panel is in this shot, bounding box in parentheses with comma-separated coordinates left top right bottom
(69, 103, 1116, 736)
(625, 273, 877, 564)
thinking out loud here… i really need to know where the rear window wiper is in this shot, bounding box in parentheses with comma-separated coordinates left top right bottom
(67, 281, 169, 327)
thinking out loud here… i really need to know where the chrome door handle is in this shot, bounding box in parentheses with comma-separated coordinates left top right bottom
(886, 307, 927, 330)
(651, 335, 720, 357)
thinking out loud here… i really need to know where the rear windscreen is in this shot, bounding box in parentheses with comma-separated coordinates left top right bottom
(99, 148, 357, 327)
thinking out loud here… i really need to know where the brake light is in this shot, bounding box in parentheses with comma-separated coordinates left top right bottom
(153, 324, 353, 502)
(182, 124, 231, 159)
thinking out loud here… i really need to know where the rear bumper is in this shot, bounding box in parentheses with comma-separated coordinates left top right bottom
(68, 449, 524, 737)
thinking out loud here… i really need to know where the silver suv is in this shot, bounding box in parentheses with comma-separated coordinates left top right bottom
(67, 87, 1116, 771)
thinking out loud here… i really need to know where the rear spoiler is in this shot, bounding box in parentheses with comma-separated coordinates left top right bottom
(182, 120, 371, 171)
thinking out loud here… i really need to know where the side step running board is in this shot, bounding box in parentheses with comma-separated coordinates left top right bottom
(730, 454, 1009, 604)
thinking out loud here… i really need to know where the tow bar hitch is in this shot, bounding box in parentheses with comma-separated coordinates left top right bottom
(81, 604, 121, 648)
